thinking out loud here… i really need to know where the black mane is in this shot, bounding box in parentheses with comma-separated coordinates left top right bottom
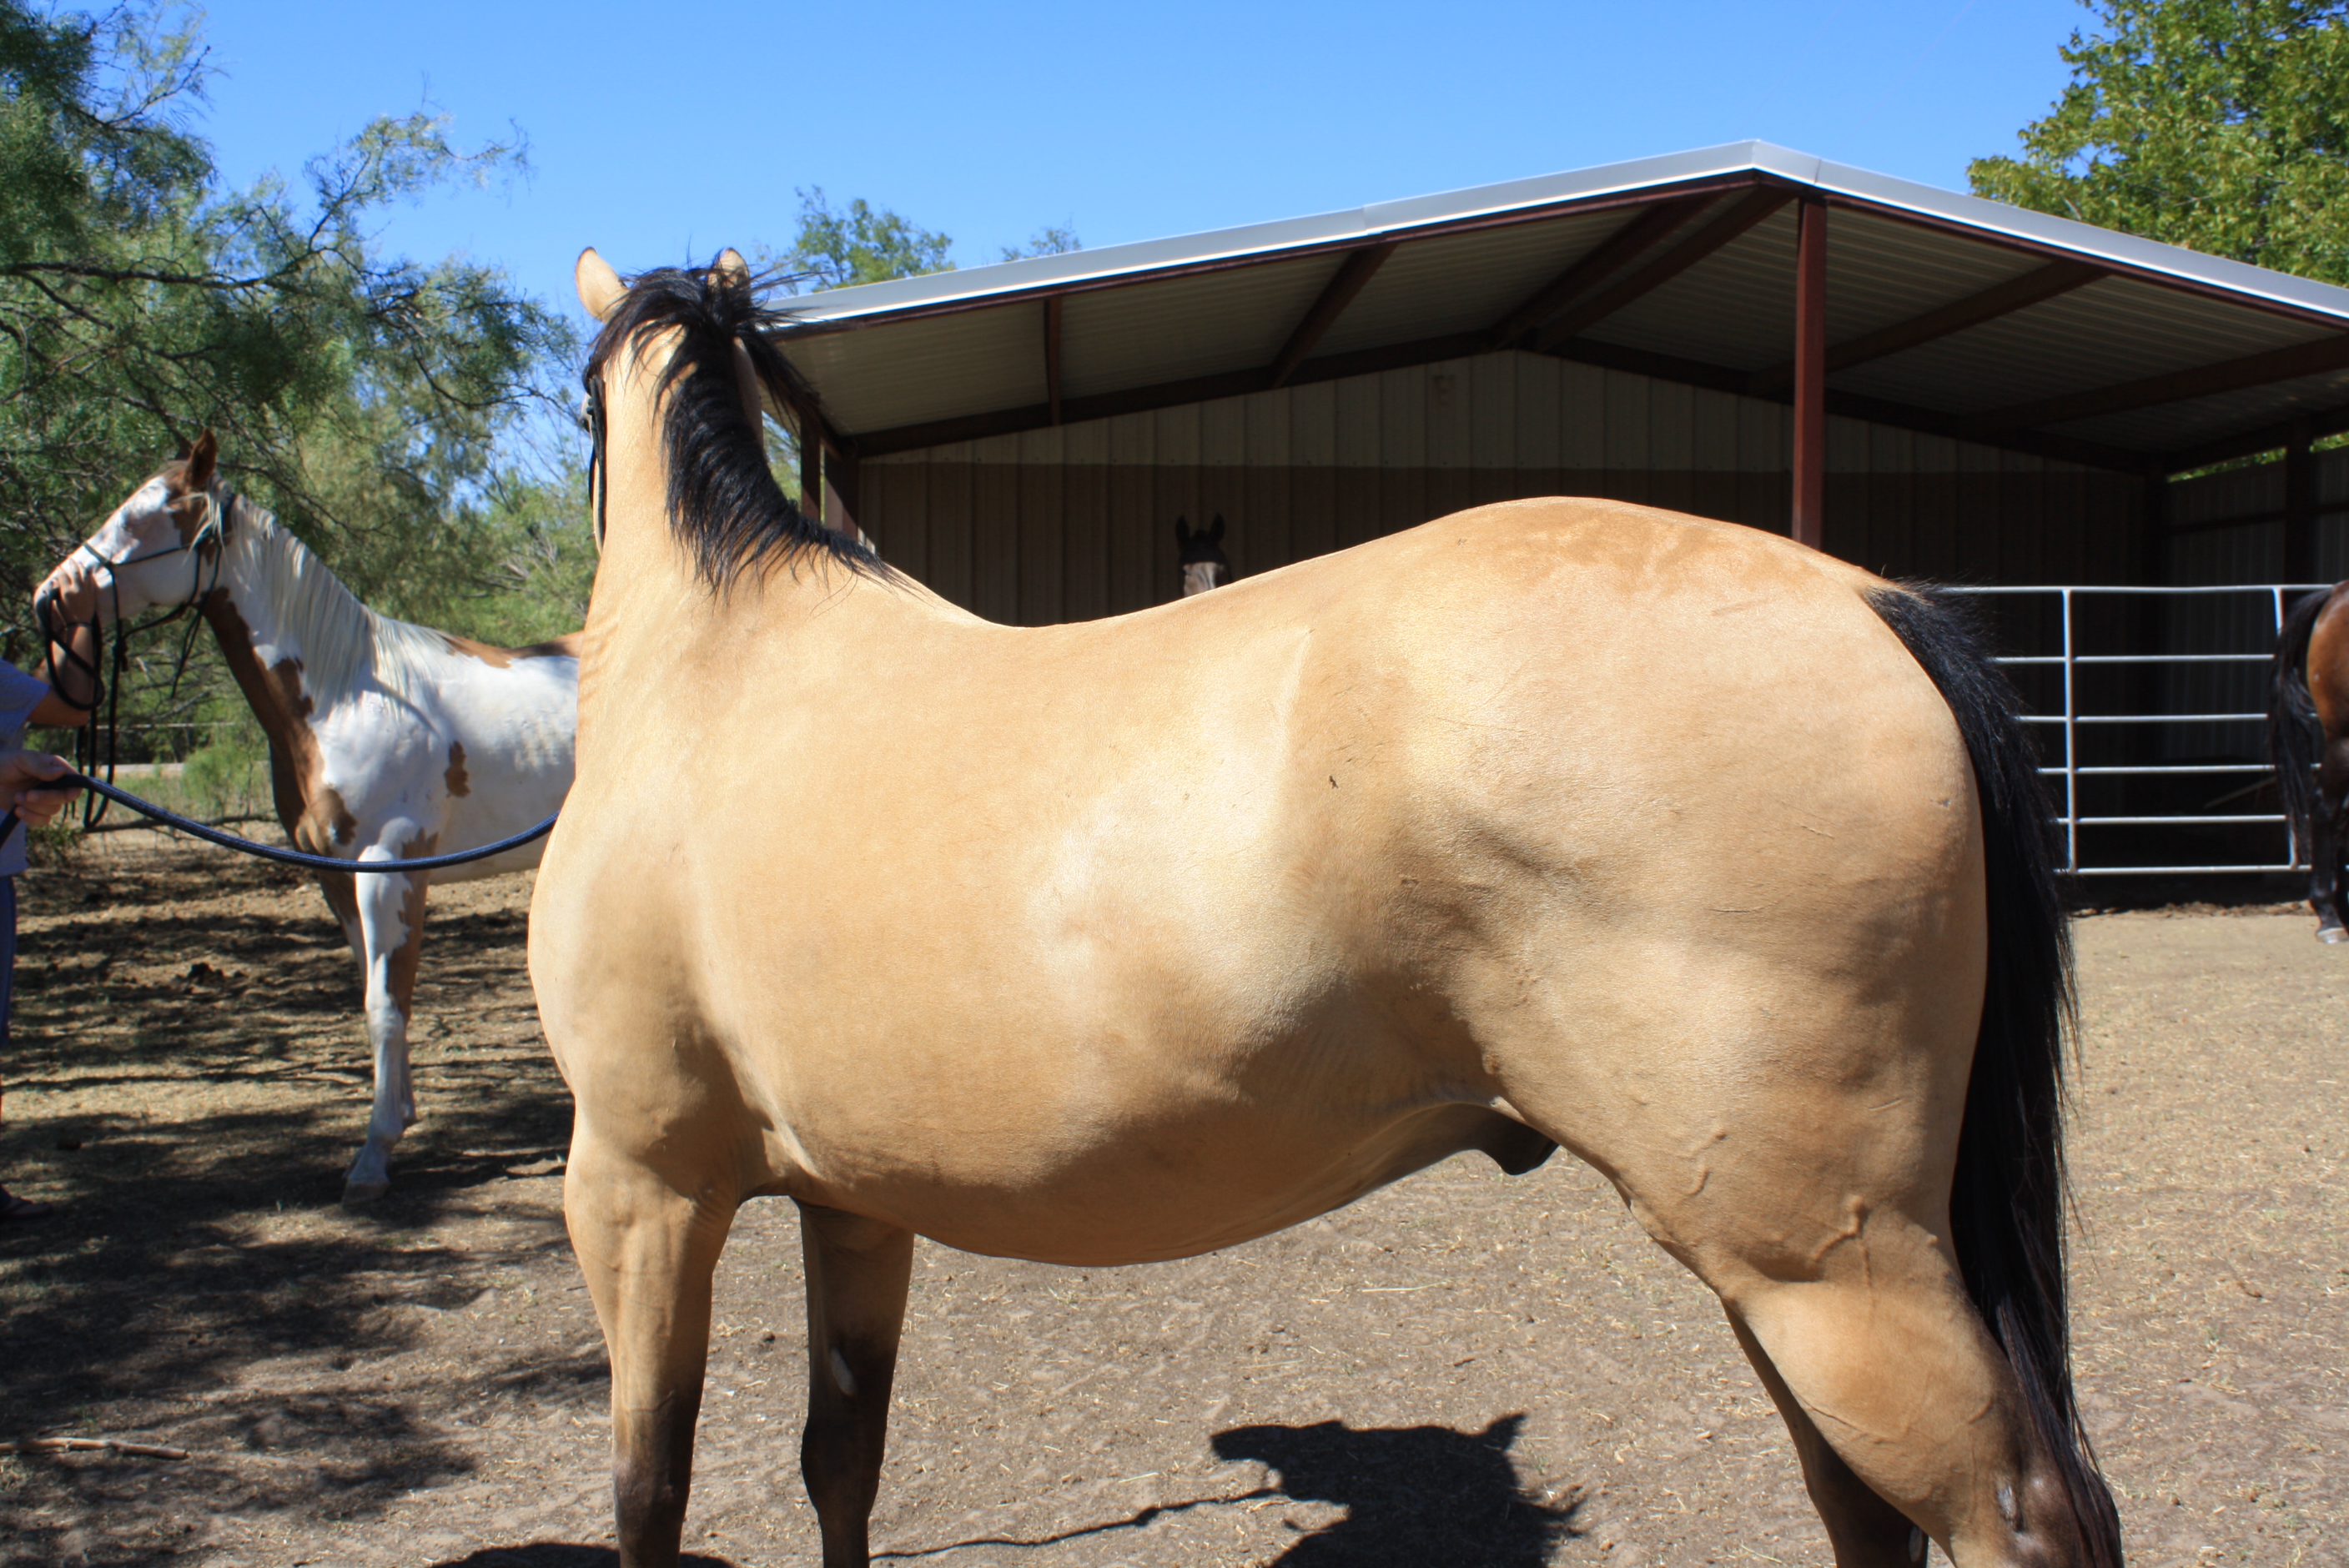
(583, 263, 888, 592)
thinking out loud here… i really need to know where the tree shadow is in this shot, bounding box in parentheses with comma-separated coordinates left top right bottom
(428, 1549, 732, 1568)
(1212, 1414, 1580, 1566)
(0, 847, 580, 1555)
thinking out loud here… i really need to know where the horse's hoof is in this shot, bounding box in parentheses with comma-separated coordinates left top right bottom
(2321, 927, 2349, 945)
(341, 1179, 390, 1206)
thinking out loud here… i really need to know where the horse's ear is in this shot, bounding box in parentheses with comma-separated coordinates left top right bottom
(576, 248, 626, 322)
(1208, 515, 1225, 543)
(710, 248, 752, 290)
(1174, 515, 1191, 544)
(187, 430, 217, 490)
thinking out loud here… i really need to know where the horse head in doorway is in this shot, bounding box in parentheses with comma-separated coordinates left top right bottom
(1174, 514, 1230, 596)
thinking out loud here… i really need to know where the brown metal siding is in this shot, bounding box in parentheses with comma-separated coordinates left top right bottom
(861, 349, 2146, 626)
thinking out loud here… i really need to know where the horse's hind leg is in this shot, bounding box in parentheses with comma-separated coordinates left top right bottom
(1674, 1199, 2100, 1565)
(566, 1138, 734, 1568)
(342, 863, 428, 1203)
(2315, 738, 2349, 942)
(796, 1201, 915, 1568)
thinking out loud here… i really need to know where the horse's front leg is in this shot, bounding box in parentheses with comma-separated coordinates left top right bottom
(342, 856, 429, 1203)
(797, 1201, 916, 1568)
(566, 1136, 736, 1568)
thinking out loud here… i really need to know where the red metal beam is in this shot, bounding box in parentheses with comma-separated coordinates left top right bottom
(1967, 329, 2349, 436)
(1484, 198, 1712, 349)
(1791, 197, 1827, 550)
(848, 322, 2152, 475)
(1267, 244, 1396, 389)
(799, 406, 824, 524)
(1530, 189, 1793, 354)
(1748, 258, 2107, 397)
(2155, 396, 2349, 474)
(1044, 295, 1064, 425)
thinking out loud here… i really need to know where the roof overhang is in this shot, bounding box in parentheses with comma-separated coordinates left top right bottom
(766, 142, 2349, 477)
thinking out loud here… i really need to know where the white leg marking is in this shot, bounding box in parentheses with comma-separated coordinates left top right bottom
(344, 861, 420, 1203)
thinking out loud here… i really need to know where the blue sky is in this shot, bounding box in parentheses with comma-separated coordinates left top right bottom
(183, 0, 2093, 337)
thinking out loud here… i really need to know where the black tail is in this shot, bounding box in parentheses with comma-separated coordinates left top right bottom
(1865, 585, 2124, 1568)
(2270, 585, 2334, 865)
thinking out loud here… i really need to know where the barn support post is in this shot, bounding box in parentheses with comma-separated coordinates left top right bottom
(799, 408, 824, 525)
(1791, 196, 1828, 550)
(828, 449, 863, 543)
(2284, 418, 2316, 584)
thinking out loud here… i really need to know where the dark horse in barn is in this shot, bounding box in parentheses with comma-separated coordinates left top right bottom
(2271, 584, 2349, 941)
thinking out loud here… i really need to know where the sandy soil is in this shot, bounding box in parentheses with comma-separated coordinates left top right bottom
(0, 837, 2341, 1567)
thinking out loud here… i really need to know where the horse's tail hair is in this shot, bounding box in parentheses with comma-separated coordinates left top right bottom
(1864, 584, 2124, 1568)
(2270, 585, 2333, 863)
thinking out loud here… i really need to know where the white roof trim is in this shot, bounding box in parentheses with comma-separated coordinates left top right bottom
(775, 141, 2349, 331)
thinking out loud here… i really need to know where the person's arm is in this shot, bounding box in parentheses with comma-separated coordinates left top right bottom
(0, 750, 80, 827)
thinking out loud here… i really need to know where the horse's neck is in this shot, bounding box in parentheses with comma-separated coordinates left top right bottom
(201, 500, 390, 721)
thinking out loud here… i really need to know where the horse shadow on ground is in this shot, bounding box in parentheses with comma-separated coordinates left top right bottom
(874, 1412, 1580, 1565)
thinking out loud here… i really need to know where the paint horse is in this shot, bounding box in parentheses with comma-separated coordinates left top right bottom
(38, 435, 578, 1201)
(1174, 513, 1230, 595)
(531, 250, 2124, 1568)
(2271, 582, 2349, 941)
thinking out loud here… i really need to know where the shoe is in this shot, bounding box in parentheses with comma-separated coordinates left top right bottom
(0, 1189, 53, 1222)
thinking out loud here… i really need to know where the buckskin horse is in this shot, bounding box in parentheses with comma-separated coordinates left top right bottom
(2271, 582, 2349, 942)
(36, 436, 578, 1201)
(531, 249, 2124, 1568)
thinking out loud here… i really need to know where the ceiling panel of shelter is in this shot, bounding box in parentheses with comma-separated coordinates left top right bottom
(1835, 272, 2336, 425)
(1807, 210, 2060, 349)
(1311, 206, 1638, 359)
(2053, 368, 2349, 454)
(778, 304, 1042, 435)
(1578, 207, 1800, 370)
(1059, 254, 1331, 400)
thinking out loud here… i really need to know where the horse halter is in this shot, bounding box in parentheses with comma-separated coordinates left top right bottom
(35, 489, 231, 827)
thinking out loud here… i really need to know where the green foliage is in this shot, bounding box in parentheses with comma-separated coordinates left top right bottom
(1000, 224, 1081, 264)
(1971, 1, 2349, 281)
(0, 0, 580, 751)
(772, 186, 955, 291)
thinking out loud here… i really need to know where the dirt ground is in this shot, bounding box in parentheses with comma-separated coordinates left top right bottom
(0, 837, 2341, 1568)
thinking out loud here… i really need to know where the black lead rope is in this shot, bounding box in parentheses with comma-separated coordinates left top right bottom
(3, 773, 558, 873)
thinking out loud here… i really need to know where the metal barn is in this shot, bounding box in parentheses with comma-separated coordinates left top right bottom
(763, 143, 2349, 875)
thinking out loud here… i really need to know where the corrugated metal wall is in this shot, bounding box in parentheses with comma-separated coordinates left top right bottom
(861, 350, 2149, 626)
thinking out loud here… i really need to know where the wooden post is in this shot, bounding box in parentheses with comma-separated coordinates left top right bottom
(828, 448, 867, 548)
(2285, 419, 2316, 585)
(800, 410, 823, 525)
(1791, 197, 1828, 550)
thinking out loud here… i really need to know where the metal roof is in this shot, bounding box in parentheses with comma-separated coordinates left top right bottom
(769, 142, 2349, 476)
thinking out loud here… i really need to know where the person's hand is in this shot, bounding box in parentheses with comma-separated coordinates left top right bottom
(0, 749, 80, 827)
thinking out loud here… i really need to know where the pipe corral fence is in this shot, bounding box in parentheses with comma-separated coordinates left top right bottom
(1953, 584, 2324, 877)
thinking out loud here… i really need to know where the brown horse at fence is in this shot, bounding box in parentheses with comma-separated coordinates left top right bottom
(529, 248, 2125, 1568)
(2271, 583, 2349, 941)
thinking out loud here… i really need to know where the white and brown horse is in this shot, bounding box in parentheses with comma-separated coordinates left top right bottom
(531, 251, 2124, 1568)
(38, 435, 578, 1202)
